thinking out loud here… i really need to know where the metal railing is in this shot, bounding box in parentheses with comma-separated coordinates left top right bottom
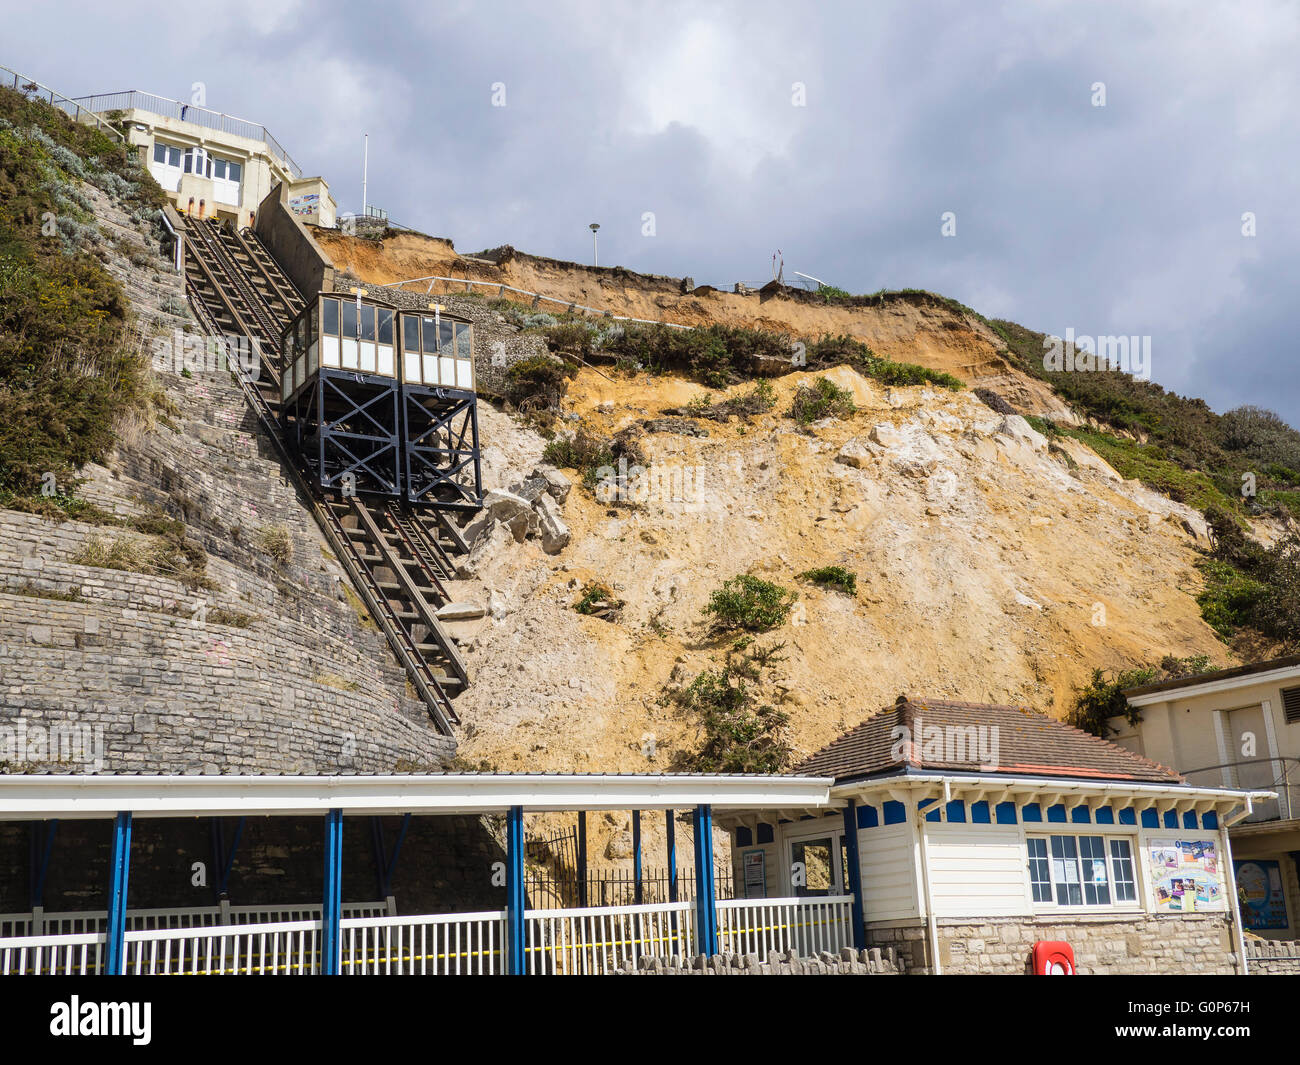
(70, 89, 301, 178)
(1, 65, 124, 142)
(0, 897, 851, 975)
(716, 895, 855, 958)
(1182, 757, 1299, 823)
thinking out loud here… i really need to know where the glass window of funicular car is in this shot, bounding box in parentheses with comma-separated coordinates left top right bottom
(316, 295, 396, 379)
(400, 311, 474, 390)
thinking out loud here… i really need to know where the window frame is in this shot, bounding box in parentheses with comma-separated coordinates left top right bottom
(1025, 831, 1143, 914)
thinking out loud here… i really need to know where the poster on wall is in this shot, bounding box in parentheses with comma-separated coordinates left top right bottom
(743, 850, 766, 899)
(289, 193, 320, 217)
(1146, 837, 1224, 912)
(1234, 859, 1289, 930)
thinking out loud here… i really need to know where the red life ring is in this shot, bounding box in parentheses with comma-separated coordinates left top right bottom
(1032, 940, 1075, 975)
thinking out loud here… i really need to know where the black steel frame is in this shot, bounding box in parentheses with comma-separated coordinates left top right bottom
(402, 385, 483, 510)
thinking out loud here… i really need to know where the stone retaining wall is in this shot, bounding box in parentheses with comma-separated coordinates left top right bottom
(866, 913, 1240, 975)
(1245, 937, 1300, 974)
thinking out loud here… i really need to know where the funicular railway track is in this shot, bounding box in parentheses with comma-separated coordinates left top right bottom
(178, 214, 472, 732)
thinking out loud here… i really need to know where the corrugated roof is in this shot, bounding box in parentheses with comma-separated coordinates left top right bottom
(794, 696, 1183, 785)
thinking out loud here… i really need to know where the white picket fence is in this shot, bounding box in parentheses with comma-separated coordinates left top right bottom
(340, 910, 506, 975)
(523, 900, 696, 975)
(0, 896, 852, 975)
(0, 900, 392, 939)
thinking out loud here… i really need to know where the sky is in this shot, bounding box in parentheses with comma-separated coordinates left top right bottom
(6, 0, 1299, 426)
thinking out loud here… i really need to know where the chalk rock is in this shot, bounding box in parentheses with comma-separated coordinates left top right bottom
(535, 494, 571, 554)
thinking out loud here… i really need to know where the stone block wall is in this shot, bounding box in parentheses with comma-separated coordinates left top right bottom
(1245, 937, 1300, 974)
(865, 914, 1240, 974)
(0, 178, 456, 774)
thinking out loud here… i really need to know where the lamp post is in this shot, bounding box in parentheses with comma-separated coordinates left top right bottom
(589, 223, 600, 267)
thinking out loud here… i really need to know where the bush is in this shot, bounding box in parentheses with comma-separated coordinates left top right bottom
(798, 565, 858, 596)
(543, 428, 646, 490)
(789, 376, 856, 426)
(255, 525, 294, 567)
(573, 580, 623, 619)
(503, 354, 574, 411)
(805, 335, 964, 391)
(1069, 657, 1220, 736)
(0, 85, 161, 498)
(667, 641, 793, 773)
(703, 574, 797, 632)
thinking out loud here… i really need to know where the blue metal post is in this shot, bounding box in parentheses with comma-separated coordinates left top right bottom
(665, 811, 678, 903)
(506, 805, 525, 975)
(632, 809, 642, 905)
(322, 809, 343, 975)
(105, 813, 132, 975)
(841, 802, 866, 949)
(692, 805, 718, 957)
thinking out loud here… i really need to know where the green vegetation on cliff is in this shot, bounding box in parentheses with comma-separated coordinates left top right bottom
(0, 85, 165, 500)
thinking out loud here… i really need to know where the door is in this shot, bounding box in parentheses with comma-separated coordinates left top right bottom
(1225, 706, 1281, 822)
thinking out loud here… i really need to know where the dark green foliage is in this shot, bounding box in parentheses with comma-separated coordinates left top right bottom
(789, 376, 856, 426)
(703, 574, 797, 632)
(668, 641, 793, 773)
(502, 354, 574, 411)
(542, 428, 646, 489)
(798, 565, 858, 596)
(805, 334, 963, 391)
(573, 580, 623, 618)
(1198, 507, 1300, 645)
(0, 85, 161, 497)
(678, 380, 776, 421)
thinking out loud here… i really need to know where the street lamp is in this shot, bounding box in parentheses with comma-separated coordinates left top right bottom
(589, 223, 600, 267)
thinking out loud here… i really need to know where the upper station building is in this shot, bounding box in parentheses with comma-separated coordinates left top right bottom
(75, 88, 335, 229)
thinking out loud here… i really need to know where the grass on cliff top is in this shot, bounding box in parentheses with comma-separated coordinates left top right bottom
(0, 84, 166, 501)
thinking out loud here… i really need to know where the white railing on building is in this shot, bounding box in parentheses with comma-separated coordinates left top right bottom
(0, 897, 850, 975)
(523, 900, 697, 975)
(0, 930, 104, 976)
(69, 89, 301, 178)
(0, 900, 392, 939)
(1, 65, 125, 142)
(123, 918, 322, 976)
(340, 909, 506, 975)
(716, 895, 854, 958)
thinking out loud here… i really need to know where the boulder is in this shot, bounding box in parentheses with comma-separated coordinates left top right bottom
(531, 464, 572, 504)
(869, 423, 906, 448)
(535, 493, 571, 554)
(474, 488, 538, 543)
(835, 436, 879, 469)
(436, 602, 487, 621)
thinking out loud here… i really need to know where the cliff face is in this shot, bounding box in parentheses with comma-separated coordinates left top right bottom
(0, 186, 453, 774)
(315, 229, 1068, 417)
(449, 366, 1224, 776)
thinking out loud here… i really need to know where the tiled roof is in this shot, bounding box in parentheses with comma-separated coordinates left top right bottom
(794, 696, 1183, 785)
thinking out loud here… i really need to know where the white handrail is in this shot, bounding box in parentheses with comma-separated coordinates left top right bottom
(1, 65, 125, 142)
